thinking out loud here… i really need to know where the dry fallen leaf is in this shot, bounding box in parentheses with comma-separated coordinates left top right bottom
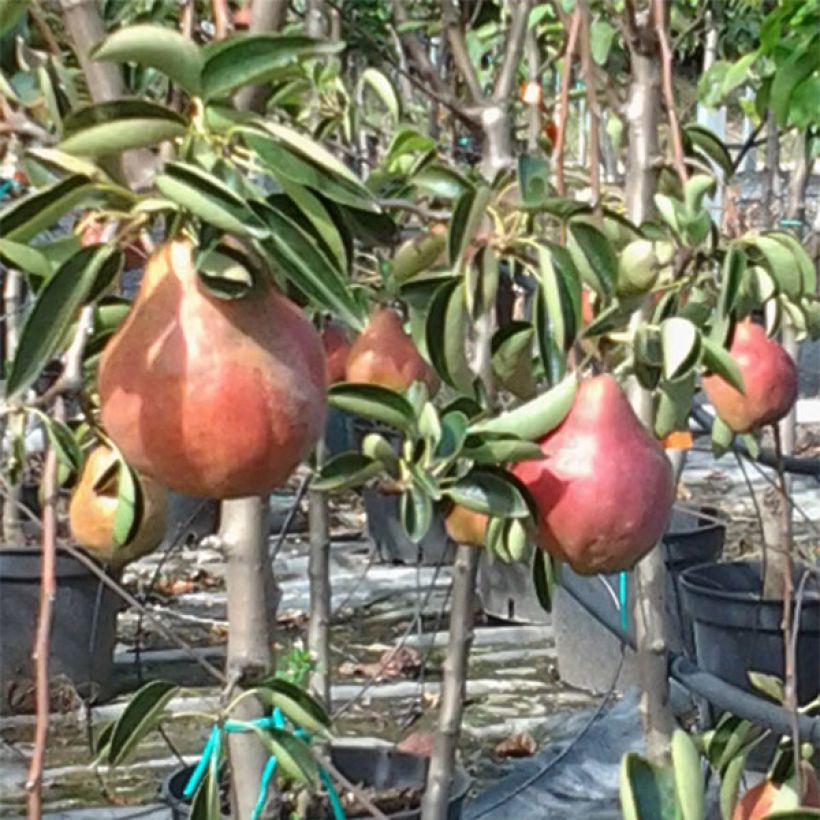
(397, 731, 435, 758)
(338, 646, 421, 681)
(494, 731, 537, 759)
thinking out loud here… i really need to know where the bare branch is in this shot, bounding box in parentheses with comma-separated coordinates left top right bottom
(443, 0, 483, 103)
(578, 1, 601, 208)
(212, 0, 231, 39)
(652, 0, 687, 186)
(493, 0, 534, 102)
(555, 9, 582, 196)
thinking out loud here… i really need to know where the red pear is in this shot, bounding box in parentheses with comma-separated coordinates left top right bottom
(512, 374, 675, 575)
(98, 240, 326, 499)
(732, 764, 820, 820)
(345, 308, 440, 395)
(703, 318, 798, 433)
(444, 504, 488, 547)
(321, 324, 352, 386)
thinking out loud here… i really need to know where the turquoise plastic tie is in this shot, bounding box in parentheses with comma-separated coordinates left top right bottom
(619, 571, 629, 632)
(183, 725, 218, 799)
(320, 766, 347, 820)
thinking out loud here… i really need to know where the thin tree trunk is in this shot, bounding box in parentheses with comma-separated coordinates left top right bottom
(222, 497, 275, 820)
(306, 0, 326, 37)
(624, 48, 674, 766)
(2, 270, 23, 545)
(307, 443, 331, 706)
(524, 31, 541, 152)
(760, 111, 780, 229)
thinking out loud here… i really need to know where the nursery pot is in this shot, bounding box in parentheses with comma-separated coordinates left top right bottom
(679, 560, 820, 706)
(478, 552, 550, 625)
(0, 547, 120, 713)
(161, 742, 470, 819)
(552, 507, 726, 693)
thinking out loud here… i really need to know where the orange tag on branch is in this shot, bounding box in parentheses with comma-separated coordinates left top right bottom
(520, 81, 543, 107)
(661, 430, 693, 450)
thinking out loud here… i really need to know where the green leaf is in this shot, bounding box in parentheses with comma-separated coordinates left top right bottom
(654, 374, 695, 439)
(567, 221, 617, 297)
(533, 550, 556, 613)
(661, 317, 701, 380)
(359, 67, 400, 121)
(684, 124, 734, 179)
(401, 485, 434, 543)
(707, 714, 756, 772)
(393, 230, 446, 284)
(620, 753, 678, 820)
(448, 185, 491, 269)
(258, 727, 320, 788)
(6, 246, 119, 399)
(0, 238, 51, 281)
(252, 201, 364, 329)
(492, 322, 536, 400)
(107, 680, 178, 767)
(201, 34, 343, 100)
(425, 279, 474, 393)
(716, 245, 746, 336)
(437, 411, 469, 461)
(91, 24, 204, 96)
(189, 759, 221, 820)
(470, 374, 576, 441)
(711, 415, 734, 457)
(700, 336, 745, 394)
(112, 456, 139, 547)
(311, 451, 384, 491)
(0, 0, 26, 37)
(537, 242, 581, 355)
(328, 383, 415, 434)
(671, 730, 704, 820)
(719, 753, 747, 820)
(590, 18, 617, 65)
(155, 162, 266, 238)
(252, 678, 331, 737)
(0, 175, 92, 242)
(445, 469, 530, 518)
(771, 44, 819, 126)
(59, 100, 186, 157)
(748, 234, 803, 299)
(196, 245, 254, 299)
(241, 126, 377, 213)
(465, 245, 499, 320)
(413, 163, 472, 199)
(764, 232, 815, 295)
(37, 413, 83, 486)
(747, 670, 785, 703)
(517, 153, 550, 203)
(462, 433, 543, 465)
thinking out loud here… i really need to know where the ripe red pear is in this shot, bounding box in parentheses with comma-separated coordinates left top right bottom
(732, 764, 820, 820)
(345, 308, 440, 395)
(98, 240, 326, 499)
(703, 318, 798, 434)
(321, 324, 352, 386)
(69, 445, 167, 569)
(512, 374, 675, 575)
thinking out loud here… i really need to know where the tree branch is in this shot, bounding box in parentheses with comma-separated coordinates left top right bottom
(493, 0, 533, 102)
(555, 9, 582, 196)
(443, 0, 483, 103)
(579, 1, 601, 208)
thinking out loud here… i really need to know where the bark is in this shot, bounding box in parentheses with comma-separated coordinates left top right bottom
(306, 0, 327, 38)
(2, 270, 23, 545)
(307, 445, 331, 706)
(222, 497, 275, 820)
(624, 47, 674, 766)
(420, 546, 479, 820)
(524, 31, 541, 152)
(760, 111, 780, 229)
(234, 0, 289, 112)
(59, 0, 154, 188)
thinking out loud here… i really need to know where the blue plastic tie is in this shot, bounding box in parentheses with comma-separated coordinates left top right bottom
(251, 756, 279, 820)
(183, 725, 218, 798)
(619, 571, 629, 632)
(320, 766, 347, 820)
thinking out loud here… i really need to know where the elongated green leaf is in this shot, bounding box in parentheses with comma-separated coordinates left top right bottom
(701, 336, 745, 394)
(92, 24, 203, 96)
(445, 469, 529, 518)
(0, 175, 92, 242)
(711, 415, 734, 456)
(462, 434, 543, 465)
(262, 728, 320, 788)
(413, 163, 472, 199)
(671, 730, 704, 820)
(241, 127, 378, 213)
(469, 375, 576, 441)
(252, 201, 364, 329)
(764, 231, 815, 295)
(253, 678, 331, 736)
(425, 279, 473, 392)
(719, 753, 746, 820)
(0, 0, 26, 36)
(6, 246, 118, 399)
(201, 34, 343, 100)
(393, 230, 446, 284)
(38, 413, 83, 486)
(59, 100, 186, 157)
(112, 456, 139, 547)
(401, 485, 434, 543)
(465, 245, 499, 321)
(448, 184, 490, 268)
(0, 239, 51, 280)
(108, 680, 178, 767)
(749, 234, 803, 298)
(717, 245, 746, 325)
(359, 67, 400, 121)
(568, 221, 617, 297)
(661, 317, 701, 380)
(533, 550, 556, 613)
(311, 451, 384, 491)
(492, 322, 536, 400)
(155, 162, 266, 238)
(620, 754, 678, 820)
(328, 383, 415, 434)
(747, 670, 784, 703)
(684, 124, 734, 179)
(771, 45, 819, 126)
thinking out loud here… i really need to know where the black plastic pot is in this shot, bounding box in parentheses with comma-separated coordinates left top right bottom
(679, 560, 820, 706)
(478, 553, 550, 625)
(552, 507, 726, 692)
(0, 547, 120, 713)
(162, 743, 470, 819)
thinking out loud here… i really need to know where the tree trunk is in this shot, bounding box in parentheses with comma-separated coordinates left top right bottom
(420, 545, 479, 820)
(222, 497, 275, 819)
(624, 48, 675, 766)
(760, 112, 780, 229)
(234, 0, 289, 112)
